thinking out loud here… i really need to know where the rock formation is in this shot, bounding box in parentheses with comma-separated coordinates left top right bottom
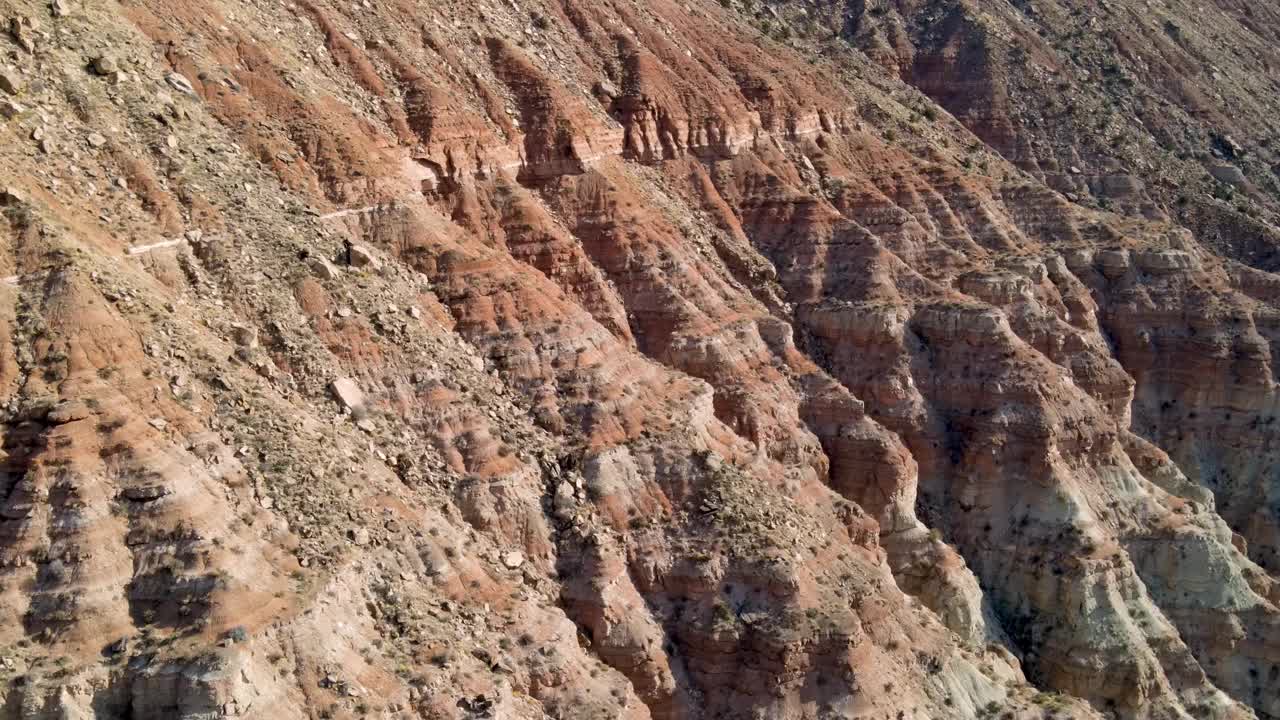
(0, 0, 1277, 718)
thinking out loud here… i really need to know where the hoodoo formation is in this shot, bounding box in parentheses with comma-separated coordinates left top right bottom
(0, 0, 1278, 717)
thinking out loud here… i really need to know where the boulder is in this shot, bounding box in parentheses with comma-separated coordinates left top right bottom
(0, 68, 21, 95)
(330, 377, 365, 413)
(308, 256, 340, 280)
(592, 80, 619, 99)
(91, 56, 118, 76)
(346, 243, 380, 269)
(165, 71, 196, 95)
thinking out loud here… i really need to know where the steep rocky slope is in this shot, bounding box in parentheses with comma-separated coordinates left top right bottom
(764, 0, 1280, 575)
(0, 0, 1277, 718)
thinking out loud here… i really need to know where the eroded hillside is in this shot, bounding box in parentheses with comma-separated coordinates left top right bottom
(0, 0, 1277, 718)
